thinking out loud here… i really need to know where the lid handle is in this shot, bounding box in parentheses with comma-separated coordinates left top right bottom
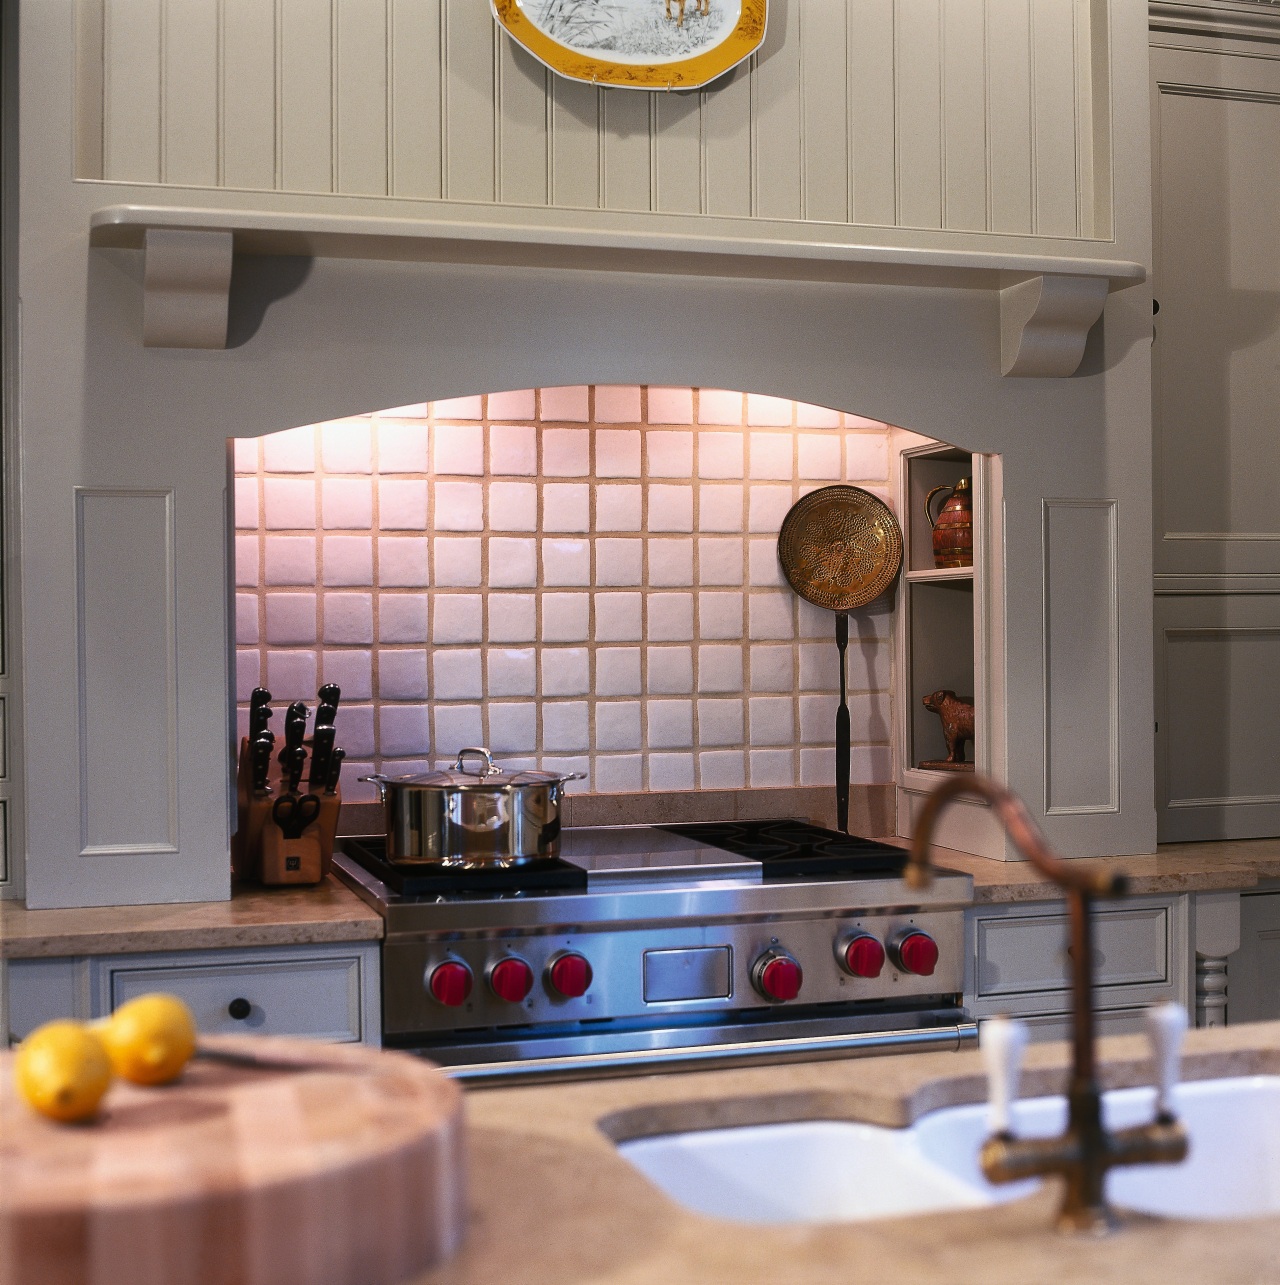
(454, 747, 501, 777)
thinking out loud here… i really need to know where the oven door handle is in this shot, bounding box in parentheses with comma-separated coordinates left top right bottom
(440, 1021, 980, 1085)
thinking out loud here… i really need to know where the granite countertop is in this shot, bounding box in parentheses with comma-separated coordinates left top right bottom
(417, 1022, 1280, 1284)
(935, 836, 1280, 903)
(0, 875, 383, 959)
(3, 838, 1276, 961)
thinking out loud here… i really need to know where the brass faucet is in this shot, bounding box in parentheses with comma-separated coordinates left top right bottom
(907, 774, 1189, 1234)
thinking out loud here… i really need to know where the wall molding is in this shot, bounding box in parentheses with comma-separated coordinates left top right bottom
(1042, 499, 1120, 816)
(1154, 573, 1280, 594)
(75, 488, 179, 856)
(97, 205, 1142, 374)
(1151, 1, 1280, 44)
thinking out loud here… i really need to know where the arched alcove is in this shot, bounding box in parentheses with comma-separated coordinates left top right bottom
(233, 385, 921, 817)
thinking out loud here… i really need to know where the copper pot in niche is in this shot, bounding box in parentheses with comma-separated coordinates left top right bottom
(925, 477, 973, 568)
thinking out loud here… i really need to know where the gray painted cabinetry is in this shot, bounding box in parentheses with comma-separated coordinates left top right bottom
(964, 896, 1193, 1041)
(6, 941, 381, 1046)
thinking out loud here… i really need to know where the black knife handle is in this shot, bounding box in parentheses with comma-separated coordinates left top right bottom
(309, 725, 336, 787)
(316, 703, 339, 729)
(284, 702, 308, 749)
(325, 748, 345, 795)
(317, 683, 341, 708)
(249, 688, 273, 740)
(250, 736, 273, 795)
(285, 745, 307, 796)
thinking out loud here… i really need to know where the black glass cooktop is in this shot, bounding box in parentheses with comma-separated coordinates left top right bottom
(339, 837, 588, 896)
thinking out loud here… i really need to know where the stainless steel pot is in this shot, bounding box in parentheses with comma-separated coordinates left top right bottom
(362, 747, 586, 867)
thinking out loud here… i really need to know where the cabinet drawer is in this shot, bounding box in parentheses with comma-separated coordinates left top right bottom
(105, 952, 365, 1042)
(1020, 1006, 1150, 1044)
(975, 905, 1169, 999)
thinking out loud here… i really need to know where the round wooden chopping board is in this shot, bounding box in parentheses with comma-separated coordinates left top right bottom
(0, 1034, 466, 1285)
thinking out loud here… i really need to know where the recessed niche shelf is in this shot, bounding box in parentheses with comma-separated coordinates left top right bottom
(893, 436, 1007, 859)
(904, 567, 975, 584)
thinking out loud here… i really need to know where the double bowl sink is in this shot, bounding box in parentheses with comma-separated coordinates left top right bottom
(617, 1075, 1280, 1224)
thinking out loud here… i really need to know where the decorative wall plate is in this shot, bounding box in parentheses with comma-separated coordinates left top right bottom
(492, 0, 767, 91)
(777, 486, 903, 613)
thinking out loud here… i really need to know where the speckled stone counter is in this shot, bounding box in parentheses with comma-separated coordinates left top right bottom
(0, 875, 382, 958)
(915, 836, 1280, 904)
(415, 1022, 1280, 1285)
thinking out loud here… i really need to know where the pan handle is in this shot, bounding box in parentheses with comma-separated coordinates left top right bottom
(455, 747, 502, 777)
(359, 773, 391, 805)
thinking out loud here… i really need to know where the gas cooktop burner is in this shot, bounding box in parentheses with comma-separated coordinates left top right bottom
(340, 837, 588, 896)
(340, 818, 907, 897)
(659, 819, 908, 879)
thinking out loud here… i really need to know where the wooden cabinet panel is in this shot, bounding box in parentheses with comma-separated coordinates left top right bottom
(1229, 890, 1280, 1025)
(7, 943, 381, 1046)
(975, 905, 1169, 998)
(965, 896, 1191, 1043)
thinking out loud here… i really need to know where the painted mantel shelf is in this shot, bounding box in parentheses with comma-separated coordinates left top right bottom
(89, 204, 1145, 378)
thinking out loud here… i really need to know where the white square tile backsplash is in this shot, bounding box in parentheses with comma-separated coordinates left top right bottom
(234, 387, 894, 799)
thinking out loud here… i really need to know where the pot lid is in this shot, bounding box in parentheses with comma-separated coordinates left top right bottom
(379, 747, 584, 790)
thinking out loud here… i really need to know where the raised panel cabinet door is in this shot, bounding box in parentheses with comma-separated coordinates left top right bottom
(974, 904, 1169, 998)
(1152, 44, 1280, 579)
(92, 943, 381, 1044)
(1155, 594, 1280, 841)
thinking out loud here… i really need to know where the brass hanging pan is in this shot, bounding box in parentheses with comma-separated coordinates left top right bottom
(776, 485, 903, 612)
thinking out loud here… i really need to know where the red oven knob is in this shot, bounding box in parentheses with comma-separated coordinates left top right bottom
(753, 950, 803, 1002)
(489, 956, 534, 1003)
(427, 960, 473, 1007)
(894, 930, 940, 977)
(546, 952, 593, 999)
(841, 934, 886, 979)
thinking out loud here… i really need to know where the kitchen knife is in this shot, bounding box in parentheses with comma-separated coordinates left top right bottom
(309, 724, 336, 788)
(283, 744, 307, 797)
(248, 688, 273, 741)
(316, 683, 341, 728)
(279, 701, 308, 766)
(250, 735, 274, 795)
(324, 747, 346, 796)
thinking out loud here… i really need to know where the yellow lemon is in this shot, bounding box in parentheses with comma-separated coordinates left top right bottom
(14, 1020, 114, 1122)
(99, 993, 198, 1086)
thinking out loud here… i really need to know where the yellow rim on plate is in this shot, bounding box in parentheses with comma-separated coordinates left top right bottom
(492, 0, 767, 91)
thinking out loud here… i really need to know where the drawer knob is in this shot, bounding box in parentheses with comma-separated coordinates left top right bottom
(227, 997, 252, 1021)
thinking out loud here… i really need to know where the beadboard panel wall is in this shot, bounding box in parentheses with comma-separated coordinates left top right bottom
(77, 0, 1111, 240)
(233, 386, 896, 800)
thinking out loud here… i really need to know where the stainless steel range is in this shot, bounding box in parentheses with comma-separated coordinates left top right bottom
(333, 818, 976, 1083)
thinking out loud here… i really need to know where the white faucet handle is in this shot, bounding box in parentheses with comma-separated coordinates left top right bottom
(1145, 1001, 1188, 1117)
(980, 1015, 1030, 1136)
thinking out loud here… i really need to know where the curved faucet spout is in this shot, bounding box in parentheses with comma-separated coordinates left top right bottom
(907, 773, 1184, 1234)
(906, 773, 1128, 900)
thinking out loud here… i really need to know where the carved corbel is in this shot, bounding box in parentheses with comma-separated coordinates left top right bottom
(142, 227, 234, 349)
(999, 273, 1110, 378)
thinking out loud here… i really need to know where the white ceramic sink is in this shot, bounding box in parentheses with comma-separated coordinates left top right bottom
(617, 1075, 1280, 1225)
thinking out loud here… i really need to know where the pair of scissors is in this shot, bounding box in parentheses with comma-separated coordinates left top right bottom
(273, 793, 321, 839)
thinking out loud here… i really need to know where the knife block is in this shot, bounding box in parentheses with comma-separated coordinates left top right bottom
(231, 737, 342, 886)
